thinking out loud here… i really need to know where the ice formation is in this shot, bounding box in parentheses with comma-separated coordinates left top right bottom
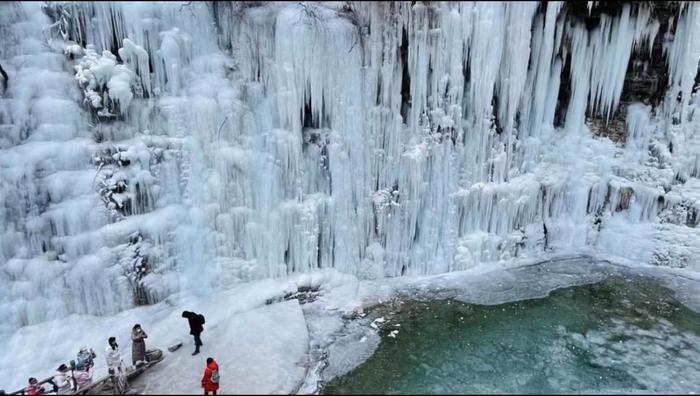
(1, 1, 700, 348)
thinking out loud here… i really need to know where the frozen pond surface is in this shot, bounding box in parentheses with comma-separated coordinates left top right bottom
(323, 272, 700, 394)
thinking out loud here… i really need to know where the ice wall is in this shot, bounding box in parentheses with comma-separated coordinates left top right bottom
(1, 1, 700, 334)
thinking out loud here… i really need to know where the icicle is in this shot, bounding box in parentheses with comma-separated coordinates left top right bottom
(626, 103, 653, 154)
(665, 3, 700, 123)
(118, 38, 151, 96)
(4, 2, 700, 353)
(566, 3, 658, 127)
(587, 2, 597, 15)
(520, 1, 564, 139)
(497, 2, 538, 178)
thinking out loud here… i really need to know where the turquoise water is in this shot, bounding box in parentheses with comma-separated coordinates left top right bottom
(323, 275, 700, 394)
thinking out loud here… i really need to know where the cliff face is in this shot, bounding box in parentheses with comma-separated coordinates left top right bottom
(1, 1, 699, 333)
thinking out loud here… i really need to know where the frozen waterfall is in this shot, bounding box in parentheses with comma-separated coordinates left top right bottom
(1, 1, 700, 336)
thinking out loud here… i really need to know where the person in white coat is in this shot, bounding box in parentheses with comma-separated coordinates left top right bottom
(105, 337, 128, 394)
(49, 364, 75, 395)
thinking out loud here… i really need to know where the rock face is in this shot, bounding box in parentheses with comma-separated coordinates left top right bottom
(0, 1, 700, 333)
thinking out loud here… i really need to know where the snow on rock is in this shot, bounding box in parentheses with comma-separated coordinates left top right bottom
(118, 38, 151, 96)
(74, 46, 136, 115)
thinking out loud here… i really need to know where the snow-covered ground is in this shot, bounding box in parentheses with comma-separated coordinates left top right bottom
(0, 273, 320, 394)
(3, 254, 699, 394)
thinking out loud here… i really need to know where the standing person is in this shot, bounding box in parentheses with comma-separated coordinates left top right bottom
(72, 346, 96, 392)
(131, 324, 148, 366)
(73, 365, 94, 392)
(105, 337, 128, 394)
(49, 364, 74, 395)
(26, 378, 45, 395)
(75, 347, 96, 371)
(181, 311, 205, 356)
(201, 357, 220, 395)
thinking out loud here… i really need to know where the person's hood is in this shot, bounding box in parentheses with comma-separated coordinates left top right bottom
(207, 360, 219, 371)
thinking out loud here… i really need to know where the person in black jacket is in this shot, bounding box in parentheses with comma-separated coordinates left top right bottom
(182, 311, 205, 356)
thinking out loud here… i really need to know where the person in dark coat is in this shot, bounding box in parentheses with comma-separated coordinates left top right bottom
(182, 311, 205, 355)
(131, 324, 148, 366)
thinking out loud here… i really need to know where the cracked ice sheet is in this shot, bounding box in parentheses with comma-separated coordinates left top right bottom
(348, 254, 700, 315)
(346, 255, 610, 309)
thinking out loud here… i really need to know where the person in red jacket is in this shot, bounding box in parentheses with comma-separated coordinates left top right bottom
(26, 378, 45, 395)
(201, 357, 220, 395)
